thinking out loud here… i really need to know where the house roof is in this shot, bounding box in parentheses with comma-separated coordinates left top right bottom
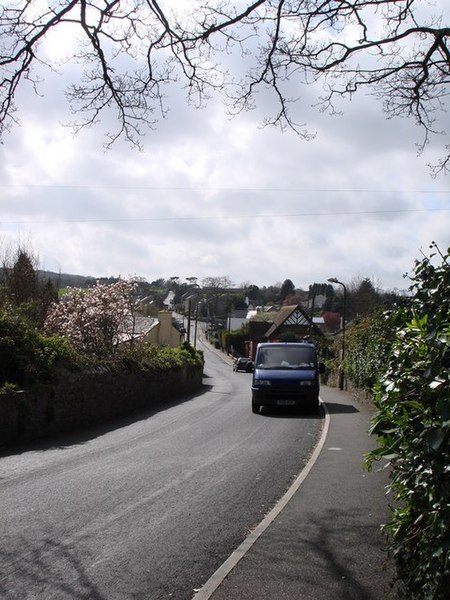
(118, 315, 158, 343)
(264, 304, 323, 339)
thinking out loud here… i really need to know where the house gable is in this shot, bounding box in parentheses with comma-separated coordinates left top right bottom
(265, 304, 322, 341)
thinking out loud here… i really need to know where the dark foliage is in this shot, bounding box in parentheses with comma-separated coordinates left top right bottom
(366, 244, 450, 599)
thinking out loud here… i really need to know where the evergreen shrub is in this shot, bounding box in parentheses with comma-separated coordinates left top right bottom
(344, 308, 395, 391)
(366, 244, 450, 600)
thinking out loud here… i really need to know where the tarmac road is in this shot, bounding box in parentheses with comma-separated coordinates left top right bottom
(193, 384, 395, 600)
(0, 339, 323, 600)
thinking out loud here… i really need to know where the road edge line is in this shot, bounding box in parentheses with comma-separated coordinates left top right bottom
(191, 400, 331, 600)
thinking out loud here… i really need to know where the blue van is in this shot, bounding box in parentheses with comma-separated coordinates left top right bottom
(251, 342, 325, 414)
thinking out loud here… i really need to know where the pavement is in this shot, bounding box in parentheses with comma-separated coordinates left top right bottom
(192, 380, 395, 600)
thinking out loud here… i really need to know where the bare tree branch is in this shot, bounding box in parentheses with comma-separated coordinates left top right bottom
(0, 1, 448, 169)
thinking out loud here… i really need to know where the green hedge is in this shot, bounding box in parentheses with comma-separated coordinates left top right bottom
(118, 341, 204, 373)
(0, 310, 82, 388)
(343, 308, 395, 391)
(0, 308, 203, 392)
(366, 245, 450, 599)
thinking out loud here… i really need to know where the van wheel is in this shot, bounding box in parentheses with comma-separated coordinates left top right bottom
(252, 401, 260, 414)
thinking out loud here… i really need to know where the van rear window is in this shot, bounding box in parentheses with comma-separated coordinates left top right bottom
(256, 347, 315, 369)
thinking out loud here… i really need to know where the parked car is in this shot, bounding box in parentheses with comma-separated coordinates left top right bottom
(233, 357, 253, 372)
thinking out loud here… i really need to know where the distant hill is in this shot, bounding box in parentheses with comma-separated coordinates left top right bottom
(36, 271, 155, 294)
(37, 270, 99, 288)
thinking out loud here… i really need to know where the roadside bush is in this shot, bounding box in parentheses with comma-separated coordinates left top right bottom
(344, 308, 395, 392)
(221, 325, 249, 356)
(0, 310, 35, 387)
(38, 334, 87, 375)
(366, 244, 450, 600)
(118, 341, 203, 373)
(0, 309, 84, 389)
(0, 300, 203, 392)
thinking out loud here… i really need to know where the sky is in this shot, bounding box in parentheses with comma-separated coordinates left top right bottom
(1, 4, 449, 294)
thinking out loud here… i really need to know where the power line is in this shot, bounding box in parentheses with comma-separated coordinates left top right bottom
(1, 207, 449, 225)
(1, 184, 449, 193)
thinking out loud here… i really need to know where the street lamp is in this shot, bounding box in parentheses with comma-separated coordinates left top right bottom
(328, 277, 347, 391)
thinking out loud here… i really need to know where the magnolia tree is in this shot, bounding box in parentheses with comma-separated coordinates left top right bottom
(45, 279, 138, 358)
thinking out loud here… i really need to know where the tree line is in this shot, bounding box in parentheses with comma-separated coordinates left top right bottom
(135, 273, 403, 324)
(0, 243, 404, 330)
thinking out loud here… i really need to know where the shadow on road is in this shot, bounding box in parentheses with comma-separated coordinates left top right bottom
(323, 402, 360, 415)
(258, 406, 325, 420)
(0, 384, 212, 458)
(236, 504, 394, 600)
(0, 535, 109, 600)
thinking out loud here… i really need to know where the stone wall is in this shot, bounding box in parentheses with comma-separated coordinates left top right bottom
(0, 365, 203, 448)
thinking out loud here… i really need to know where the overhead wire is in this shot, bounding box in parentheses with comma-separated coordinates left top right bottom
(0, 207, 448, 225)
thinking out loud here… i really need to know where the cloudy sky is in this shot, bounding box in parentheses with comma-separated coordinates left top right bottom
(1, 4, 449, 293)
